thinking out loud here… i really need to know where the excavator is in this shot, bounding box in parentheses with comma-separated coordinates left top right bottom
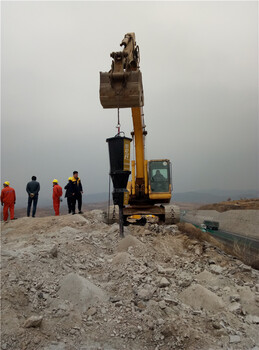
(100, 33, 180, 225)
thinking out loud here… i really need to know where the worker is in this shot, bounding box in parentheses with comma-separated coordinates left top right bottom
(26, 176, 40, 217)
(152, 170, 166, 182)
(151, 170, 168, 192)
(71, 171, 83, 214)
(1, 181, 16, 222)
(64, 177, 75, 214)
(52, 179, 63, 216)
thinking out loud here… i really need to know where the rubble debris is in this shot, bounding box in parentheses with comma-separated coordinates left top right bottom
(1, 211, 259, 350)
(50, 245, 58, 258)
(23, 315, 43, 328)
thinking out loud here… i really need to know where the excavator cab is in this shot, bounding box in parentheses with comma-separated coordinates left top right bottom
(148, 160, 172, 203)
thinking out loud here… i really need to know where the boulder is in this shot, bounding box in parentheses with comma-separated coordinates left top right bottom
(23, 315, 43, 328)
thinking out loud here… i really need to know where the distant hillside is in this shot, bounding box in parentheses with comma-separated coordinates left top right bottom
(15, 192, 109, 209)
(85, 192, 109, 203)
(172, 192, 223, 204)
(172, 189, 259, 204)
(14, 189, 258, 209)
(198, 198, 259, 212)
(83, 189, 259, 205)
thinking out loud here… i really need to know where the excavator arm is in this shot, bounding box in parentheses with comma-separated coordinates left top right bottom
(100, 33, 147, 198)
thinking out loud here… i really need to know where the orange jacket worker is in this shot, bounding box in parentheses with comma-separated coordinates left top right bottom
(52, 179, 63, 216)
(1, 181, 16, 222)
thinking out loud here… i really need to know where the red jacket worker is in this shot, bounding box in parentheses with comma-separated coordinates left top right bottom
(52, 179, 63, 216)
(1, 181, 16, 222)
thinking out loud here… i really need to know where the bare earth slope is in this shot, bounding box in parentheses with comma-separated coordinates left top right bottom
(184, 210, 259, 239)
(1, 212, 259, 350)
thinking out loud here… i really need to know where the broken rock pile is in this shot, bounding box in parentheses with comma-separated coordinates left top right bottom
(1, 211, 259, 350)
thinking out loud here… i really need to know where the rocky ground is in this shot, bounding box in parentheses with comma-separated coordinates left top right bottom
(1, 211, 259, 350)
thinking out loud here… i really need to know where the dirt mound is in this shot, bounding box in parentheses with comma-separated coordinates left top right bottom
(57, 273, 108, 312)
(1, 211, 259, 350)
(196, 270, 233, 288)
(179, 283, 225, 311)
(111, 252, 131, 266)
(116, 234, 144, 252)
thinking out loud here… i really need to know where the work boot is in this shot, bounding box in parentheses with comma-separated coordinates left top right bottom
(78, 211, 83, 214)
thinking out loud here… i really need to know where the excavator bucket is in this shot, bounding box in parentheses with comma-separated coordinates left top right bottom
(100, 71, 144, 109)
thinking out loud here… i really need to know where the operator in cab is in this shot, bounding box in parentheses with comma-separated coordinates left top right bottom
(152, 170, 166, 182)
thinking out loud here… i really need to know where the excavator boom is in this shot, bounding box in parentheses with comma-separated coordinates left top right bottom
(100, 33, 180, 225)
(100, 33, 146, 192)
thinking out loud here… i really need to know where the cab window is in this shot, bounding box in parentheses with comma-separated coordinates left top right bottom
(149, 161, 170, 192)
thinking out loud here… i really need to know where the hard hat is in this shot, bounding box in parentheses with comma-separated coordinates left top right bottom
(68, 177, 72, 181)
(4, 181, 10, 186)
(53, 179, 58, 183)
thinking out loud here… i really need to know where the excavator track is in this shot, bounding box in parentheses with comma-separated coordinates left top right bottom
(104, 204, 180, 225)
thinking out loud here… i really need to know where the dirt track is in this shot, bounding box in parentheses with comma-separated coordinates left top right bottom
(1, 211, 259, 350)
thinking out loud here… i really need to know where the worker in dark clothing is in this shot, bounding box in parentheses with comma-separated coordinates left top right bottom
(64, 177, 76, 214)
(71, 171, 83, 214)
(26, 176, 40, 217)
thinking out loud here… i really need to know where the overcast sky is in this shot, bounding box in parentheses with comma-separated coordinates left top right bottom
(1, 1, 258, 206)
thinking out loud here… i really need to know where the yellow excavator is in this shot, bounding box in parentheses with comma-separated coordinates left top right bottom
(100, 33, 180, 225)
